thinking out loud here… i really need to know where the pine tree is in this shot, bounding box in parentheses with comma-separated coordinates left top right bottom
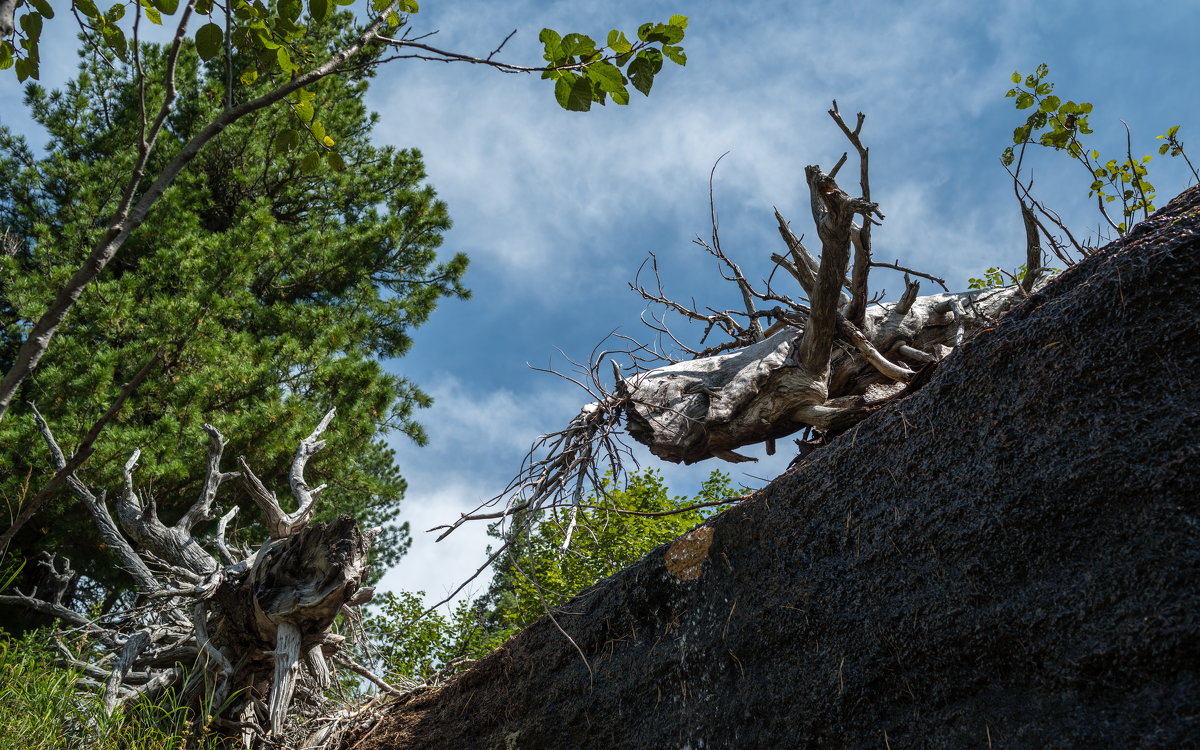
(0, 33, 467, 606)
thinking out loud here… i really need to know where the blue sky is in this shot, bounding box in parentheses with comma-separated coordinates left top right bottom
(4, 1, 1199, 608)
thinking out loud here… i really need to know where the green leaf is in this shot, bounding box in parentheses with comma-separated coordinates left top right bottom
(75, 0, 101, 17)
(106, 3, 125, 21)
(639, 21, 684, 44)
(553, 73, 591, 111)
(1014, 92, 1034, 110)
(662, 44, 685, 66)
(586, 61, 624, 93)
(279, 0, 301, 22)
(309, 0, 330, 23)
(1167, 125, 1180, 137)
(294, 99, 314, 122)
(668, 14, 688, 28)
(628, 54, 657, 96)
(1039, 94, 1060, 112)
(276, 45, 294, 72)
(606, 29, 631, 54)
(195, 0, 211, 13)
(398, 0, 418, 12)
(610, 87, 629, 105)
(195, 23, 223, 61)
(560, 33, 596, 59)
(141, 2, 162, 24)
(1010, 71, 1020, 84)
(273, 129, 301, 154)
(300, 151, 322, 173)
(539, 28, 563, 62)
(0, 42, 13, 71)
(310, 120, 326, 142)
(29, 0, 55, 18)
(326, 150, 346, 171)
(1142, 154, 1152, 163)
(152, 0, 179, 14)
(386, 11, 399, 26)
(239, 68, 258, 84)
(19, 12, 43, 41)
(102, 25, 127, 60)
(370, 0, 389, 11)
(14, 57, 34, 82)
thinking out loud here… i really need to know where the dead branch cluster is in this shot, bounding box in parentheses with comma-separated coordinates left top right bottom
(0, 408, 389, 747)
(437, 101, 1050, 550)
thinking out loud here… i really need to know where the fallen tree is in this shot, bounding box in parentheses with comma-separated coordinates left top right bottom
(347, 181, 1200, 750)
(0, 409, 385, 747)
(432, 103, 1054, 562)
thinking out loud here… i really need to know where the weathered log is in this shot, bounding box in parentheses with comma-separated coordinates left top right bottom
(621, 283, 1029, 464)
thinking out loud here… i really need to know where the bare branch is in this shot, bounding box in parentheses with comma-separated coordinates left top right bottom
(215, 506, 240, 566)
(828, 100, 882, 327)
(103, 630, 150, 716)
(873, 262, 948, 293)
(24, 406, 160, 592)
(894, 275, 921, 316)
(238, 408, 334, 539)
(798, 165, 879, 377)
(176, 424, 240, 532)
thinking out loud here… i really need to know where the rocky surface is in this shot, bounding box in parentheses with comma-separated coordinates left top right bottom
(352, 186, 1200, 749)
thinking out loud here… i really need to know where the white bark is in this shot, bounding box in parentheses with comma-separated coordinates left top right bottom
(269, 622, 302, 737)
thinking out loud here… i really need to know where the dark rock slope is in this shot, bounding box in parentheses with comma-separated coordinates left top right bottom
(353, 187, 1200, 749)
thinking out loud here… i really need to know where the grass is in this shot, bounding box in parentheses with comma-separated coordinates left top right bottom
(0, 630, 226, 750)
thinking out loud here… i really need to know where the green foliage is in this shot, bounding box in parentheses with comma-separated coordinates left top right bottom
(0, 630, 226, 749)
(364, 591, 507, 683)
(967, 264, 1062, 290)
(1156, 124, 1200, 183)
(539, 15, 688, 111)
(1002, 64, 1174, 234)
(0, 29, 468, 598)
(480, 468, 735, 636)
(365, 469, 736, 682)
(2, 0, 684, 120)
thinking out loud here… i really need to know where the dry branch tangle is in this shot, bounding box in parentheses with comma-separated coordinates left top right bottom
(620, 284, 1029, 464)
(1, 408, 381, 746)
(615, 156, 1037, 465)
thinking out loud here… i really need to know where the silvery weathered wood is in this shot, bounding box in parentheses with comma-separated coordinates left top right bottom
(3, 409, 384, 746)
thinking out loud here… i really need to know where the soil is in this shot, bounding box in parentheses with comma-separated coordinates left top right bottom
(349, 186, 1200, 749)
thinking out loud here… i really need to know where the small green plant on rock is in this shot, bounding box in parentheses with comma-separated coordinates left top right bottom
(1002, 64, 1194, 237)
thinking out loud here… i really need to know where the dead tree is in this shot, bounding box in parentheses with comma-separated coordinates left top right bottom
(434, 102, 1049, 558)
(0, 408, 386, 747)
